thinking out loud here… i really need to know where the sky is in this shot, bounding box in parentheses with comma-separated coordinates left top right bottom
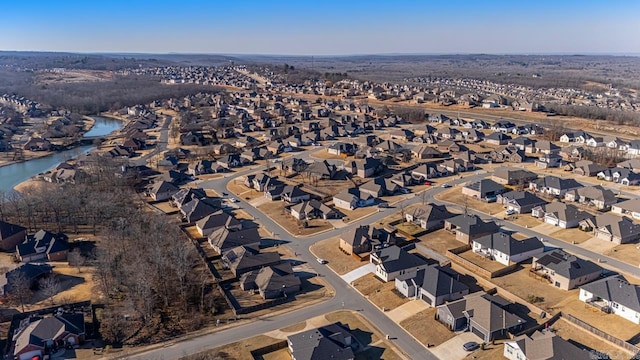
(1, 0, 639, 55)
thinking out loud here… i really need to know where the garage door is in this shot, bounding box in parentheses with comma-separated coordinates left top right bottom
(597, 230, 612, 241)
(421, 294, 433, 305)
(471, 326, 485, 342)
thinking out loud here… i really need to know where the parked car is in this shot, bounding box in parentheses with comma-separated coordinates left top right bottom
(505, 209, 517, 216)
(229, 198, 238, 203)
(378, 202, 389, 208)
(463, 341, 479, 351)
(316, 258, 328, 264)
(441, 183, 452, 188)
(423, 181, 432, 186)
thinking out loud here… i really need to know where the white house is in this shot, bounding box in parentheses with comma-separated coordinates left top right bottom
(579, 275, 640, 324)
(472, 232, 544, 266)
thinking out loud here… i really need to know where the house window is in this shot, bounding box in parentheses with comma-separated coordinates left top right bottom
(555, 281, 560, 287)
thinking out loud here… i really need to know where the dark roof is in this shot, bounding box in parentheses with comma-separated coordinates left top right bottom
(473, 232, 543, 256)
(533, 176, 583, 191)
(287, 322, 355, 360)
(17, 230, 69, 259)
(534, 249, 602, 280)
(581, 275, 640, 312)
(196, 211, 241, 232)
(222, 246, 281, 275)
(208, 227, 261, 252)
(441, 292, 525, 331)
(409, 203, 456, 222)
(373, 245, 436, 273)
(500, 191, 547, 207)
(0, 221, 27, 240)
(446, 214, 499, 235)
(510, 330, 592, 360)
(397, 265, 468, 297)
(464, 179, 504, 196)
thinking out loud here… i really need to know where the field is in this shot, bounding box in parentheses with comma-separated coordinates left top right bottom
(309, 236, 367, 275)
(434, 187, 504, 215)
(457, 250, 510, 273)
(559, 298, 640, 344)
(551, 318, 629, 357)
(399, 308, 455, 347)
(417, 229, 465, 255)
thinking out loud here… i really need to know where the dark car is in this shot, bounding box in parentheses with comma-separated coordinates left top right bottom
(463, 341, 479, 351)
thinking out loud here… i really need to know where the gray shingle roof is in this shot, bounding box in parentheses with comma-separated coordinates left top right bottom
(581, 275, 640, 312)
(474, 232, 543, 256)
(534, 249, 602, 280)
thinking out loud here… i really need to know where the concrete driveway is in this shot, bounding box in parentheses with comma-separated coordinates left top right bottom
(340, 263, 375, 283)
(531, 222, 559, 235)
(580, 236, 617, 254)
(430, 332, 482, 360)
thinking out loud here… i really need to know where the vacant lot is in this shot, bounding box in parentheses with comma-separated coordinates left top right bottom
(417, 229, 463, 255)
(551, 318, 627, 357)
(257, 201, 333, 236)
(434, 187, 504, 215)
(399, 308, 455, 347)
(338, 205, 379, 223)
(227, 177, 263, 201)
(151, 201, 179, 214)
(181, 334, 282, 360)
(310, 149, 350, 160)
(509, 214, 543, 228)
(34, 262, 101, 307)
(353, 273, 409, 311)
(310, 237, 367, 275)
(491, 264, 578, 312)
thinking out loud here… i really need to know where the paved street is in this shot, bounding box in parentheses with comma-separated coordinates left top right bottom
(125, 146, 640, 360)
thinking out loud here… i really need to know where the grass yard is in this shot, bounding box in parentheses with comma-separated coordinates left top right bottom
(339, 206, 379, 223)
(352, 273, 409, 311)
(457, 250, 509, 273)
(605, 243, 640, 268)
(549, 228, 594, 244)
(508, 214, 543, 228)
(491, 264, 579, 312)
(559, 298, 640, 344)
(151, 201, 179, 214)
(309, 237, 368, 275)
(417, 229, 463, 255)
(399, 308, 455, 347)
(463, 344, 504, 360)
(434, 187, 504, 215)
(310, 149, 350, 160)
(551, 318, 627, 357)
(395, 222, 424, 237)
(257, 201, 333, 237)
(227, 178, 263, 201)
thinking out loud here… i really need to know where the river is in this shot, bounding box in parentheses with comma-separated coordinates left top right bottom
(0, 116, 123, 193)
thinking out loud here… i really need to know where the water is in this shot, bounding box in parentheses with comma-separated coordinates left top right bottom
(0, 116, 123, 193)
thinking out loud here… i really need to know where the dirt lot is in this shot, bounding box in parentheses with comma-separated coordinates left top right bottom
(353, 273, 410, 311)
(559, 298, 640, 343)
(32, 262, 101, 308)
(337, 205, 379, 223)
(394, 222, 424, 236)
(549, 228, 594, 244)
(399, 308, 455, 347)
(463, 344, 504, 360)
(257, 201, 333, 237)
(490, 264, 578, 312)
(551, 318, 627, 357)
(434, 187, 504, 215)
(227, 177, 263, 201)
(457, 250, 509, 273)
(310, 149, 351, 160)
(310, 237, 368, 275)
(417, 229, 464, 255)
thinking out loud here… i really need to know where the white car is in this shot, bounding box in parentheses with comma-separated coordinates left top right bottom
(441, 183, 452, 188)
(229, 198, 238, 203)
(316, 258, 328, 264)
(505, 209, 517, 216)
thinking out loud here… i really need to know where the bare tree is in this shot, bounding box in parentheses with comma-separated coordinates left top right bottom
(8, 271, 33, 313)
(68, 248, 85, 273)
(39, 274, 60, 305)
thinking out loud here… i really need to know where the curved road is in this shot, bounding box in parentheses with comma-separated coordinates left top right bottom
(127, 148, 640, 360)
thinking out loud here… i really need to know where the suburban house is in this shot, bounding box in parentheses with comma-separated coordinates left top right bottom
(497, 191, 548, 214)
(579, 275, 640, 324)
(395, 265, 469, 306)
(281, 185, 312, 204)
(148, 180, 179, 201)
(12, 312, 85, 360)
(529, 176, 584, 197)
(444, 214, 500, 244)
(485, 132, 512, 145)
(359, 177, 400, 198)
(612, 198, 640, 220)
(370, 245, 436, 282)
(339, 225, 397, 256)
(1, 263, 53, 297)
(333, 188, 375, 211)
(195, 211, 242, 237)
(591, 214, 640, 244)
(180, 198, 221, 223)
(504, 330, 593, 360)
(563, 185, 617, 210)
(290, 200, 338, 220)
(436, 292, 526, 343)
(534, 140, 561, 155)
(461, 179, 505, 200)
(574, 160, 607, 177)
(239, 263, 301, 300)
(17, 230, 69, 263)
(531, 249, 602, 290)
(208, 227, 261, 254)
(472, 232, 544, 266)
(349, 158, 384, 178)
(531, 202, 593, 229)
(327, 142, 356, 155)
(287, 322, 357, 360)
(405, 203, 456, 231)
(411, 144, 443, 160)
(252, 173, 282, 192)
(0, 221, 27, 252)
(171, 188, 207, 209)
(222, 245, 281, 277)
(411, 163, 441, 180)
(491, 167, 538, 186)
